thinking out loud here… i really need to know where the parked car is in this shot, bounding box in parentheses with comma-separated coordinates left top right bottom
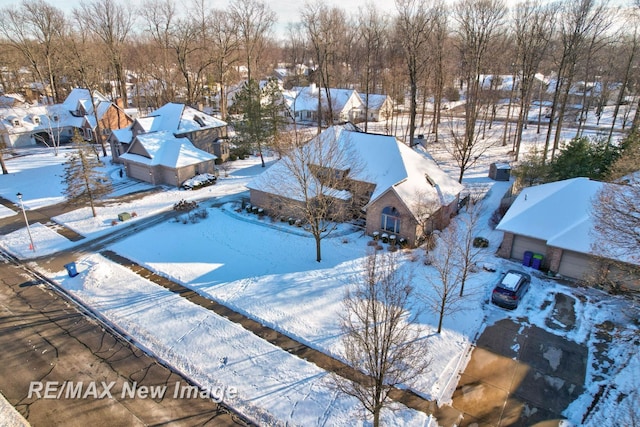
(181, 173, 217, 190)
(491, 270, 531, 309)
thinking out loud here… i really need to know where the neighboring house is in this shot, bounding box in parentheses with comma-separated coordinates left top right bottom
(285, 84, 366, 125)
(247, 123, 464, 246)
(110, 102, 229, 165)
(361, 93, 394, 122)
(118, 131, 217, 187)
(0, 88, 132, 148)
(496, 177, 639, 290)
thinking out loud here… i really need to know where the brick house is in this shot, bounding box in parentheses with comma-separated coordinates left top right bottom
(247, 124, 464, 246)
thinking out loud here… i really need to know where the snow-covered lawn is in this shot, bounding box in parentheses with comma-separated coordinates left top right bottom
(53, 253, 428, 426)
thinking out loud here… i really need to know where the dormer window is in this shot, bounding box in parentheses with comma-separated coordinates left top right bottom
(32, 116, 40, 125)
(11, 118, 20, 127)
(194, 115, 206, 127)
(425, 174, 435, 186)
(51, 114, 59, 122)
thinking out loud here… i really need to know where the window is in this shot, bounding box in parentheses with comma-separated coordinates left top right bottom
(381, 206, 401, 234)
(84, 128, 93, 141)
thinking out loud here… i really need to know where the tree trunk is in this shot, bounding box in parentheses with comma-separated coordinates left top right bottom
(315, 234, 322, 262)
(0, 153, 8, 174)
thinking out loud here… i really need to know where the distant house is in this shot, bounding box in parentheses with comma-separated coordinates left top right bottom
(247, 124, 464, 246)
(111, 103, 228, 186)
(110, 103, 229, 164)
(496, 177, 639, 290)
(0, 88, 132, 148)
(285, 84, 365, 125)
(361, 93, 394, 122)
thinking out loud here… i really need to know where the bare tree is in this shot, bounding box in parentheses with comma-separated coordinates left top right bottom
(452, 0, 507, 180)
(301, 2, 348, 131)
(65, 20, 110, 156)
(394, 0, 433, 147)
(543, 0, 614, 162)
(74, 0, 135, 106)
(455, 201, 485, 296)
(444, 113, 500, 182)
(0, 0, 67, 103)
(209, 10, 240, 118)
(428, 1, 450, 143)
(256, 126, 365, 262)
(607, 12, 640, 143)
(511, 0, 558, 161)
(230, 0, 275, 83)
(591, 172, 640, 267)
(356, 4, 389, 132)
(337, 248, 428, 427)
(423, 223, 467, 333)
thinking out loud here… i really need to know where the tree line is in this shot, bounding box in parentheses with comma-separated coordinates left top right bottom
(2, 0, 640, 164)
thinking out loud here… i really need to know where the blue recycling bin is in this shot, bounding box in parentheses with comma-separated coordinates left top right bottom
(64, 262, 78, 277)
(522, 251, 533, 267)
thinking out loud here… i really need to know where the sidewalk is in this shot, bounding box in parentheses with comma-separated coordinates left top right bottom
(0, 187, 161, 244)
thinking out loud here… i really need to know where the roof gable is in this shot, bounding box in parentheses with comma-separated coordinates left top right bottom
(121, 131, 215, 167)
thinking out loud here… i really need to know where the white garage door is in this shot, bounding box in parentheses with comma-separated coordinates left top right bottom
(558, 250, 592, 280)
(510, 235, 548, 260)
(127, 163, 150, 182)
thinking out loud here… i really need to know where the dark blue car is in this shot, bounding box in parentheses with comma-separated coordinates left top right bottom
(491, 270, 531, 309)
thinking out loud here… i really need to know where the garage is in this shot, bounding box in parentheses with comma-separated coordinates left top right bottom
(510, 235, 548, 261)
(557, 250, 592, 280)
(126, 163, 151, 183)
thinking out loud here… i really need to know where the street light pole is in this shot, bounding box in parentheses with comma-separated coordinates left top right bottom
(16, 192, 36, 252)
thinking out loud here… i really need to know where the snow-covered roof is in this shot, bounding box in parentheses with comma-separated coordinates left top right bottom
(145, 103, 227, 134)
(111, 127, 133, 144)
(0, 88, 122, 139)
(285, 85, 363, 114)
(120, 131, 216, 168)
(363, 93, 390, 110)
(247, 124, 463, 216)
(61, 88, 110, 113)
(496, 178, 602, 255)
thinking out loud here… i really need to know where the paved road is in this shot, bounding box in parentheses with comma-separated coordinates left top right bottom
(0, 253, 247, 426)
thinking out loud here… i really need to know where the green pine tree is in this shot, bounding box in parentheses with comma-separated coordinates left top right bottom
(231, 78, 287, 166)
(62, 130, 112, 217)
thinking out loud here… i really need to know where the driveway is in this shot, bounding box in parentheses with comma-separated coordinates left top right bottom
(444, 293, 588, 426)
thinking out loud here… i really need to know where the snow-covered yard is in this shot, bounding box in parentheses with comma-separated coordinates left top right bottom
(0, 115, 638, 425)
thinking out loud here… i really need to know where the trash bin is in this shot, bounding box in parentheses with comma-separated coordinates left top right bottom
(64, 262, 78, 277)
(532, 253, 544, 270)
(522, 251, 533, 267)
